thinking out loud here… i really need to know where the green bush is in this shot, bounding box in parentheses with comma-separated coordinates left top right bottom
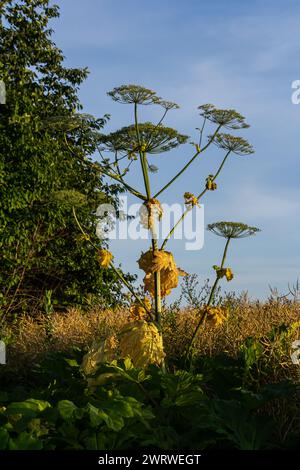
(0, 346, 298, 450)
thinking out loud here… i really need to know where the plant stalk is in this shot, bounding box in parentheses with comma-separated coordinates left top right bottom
(185, 236, 231, 361)
(134, 104, 162, 328)
(160, 150, 231, 250)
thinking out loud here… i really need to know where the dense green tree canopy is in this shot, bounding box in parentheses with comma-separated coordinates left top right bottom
(0, 0, 128, 317)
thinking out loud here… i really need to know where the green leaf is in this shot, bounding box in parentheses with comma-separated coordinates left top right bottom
(57, 400, 78, 421)
(9, 432, 43, 450)
(0, 428, 9, 450)
(6, 399, 51, 418)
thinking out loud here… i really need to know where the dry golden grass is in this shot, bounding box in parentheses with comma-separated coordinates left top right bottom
(3, 307, 128, 367)
(163, 299, 300, 382)
(3, 298, 300, 382)
(163, 300, 300, 355)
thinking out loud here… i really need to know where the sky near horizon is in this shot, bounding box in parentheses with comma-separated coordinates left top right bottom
(51, 0, 300, 300)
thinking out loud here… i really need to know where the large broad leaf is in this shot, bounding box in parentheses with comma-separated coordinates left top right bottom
(6, 399, 51, 418)
(161, 370, 204, 407)
(208, 399, 273, 450)
(9, 432, 43, 450)
(0, 428, 9, 450)
(57, 400, 78, 421)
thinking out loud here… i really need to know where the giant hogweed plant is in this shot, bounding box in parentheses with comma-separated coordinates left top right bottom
(72, 85, 259, 368)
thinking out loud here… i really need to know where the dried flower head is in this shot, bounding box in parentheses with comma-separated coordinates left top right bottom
(211, 133, 254, 155)
(203, 305, 229, 327)
(101, 122, 188, 155)
(98, 248, 113, 268)
(184, 192, 199, 208)
(198, 104, 249, 129)
(107, 84, 160, 105)
(207, 221, 260, 239)
(213, 265, 234, 281)
(119, 320, 165, 367)
(205, 175, 217, 191)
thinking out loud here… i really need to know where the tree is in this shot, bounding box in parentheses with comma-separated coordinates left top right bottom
(0, 0, 129, 318)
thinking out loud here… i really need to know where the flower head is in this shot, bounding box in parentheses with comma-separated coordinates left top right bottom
(98, 248, 113, 268)
(203, 305, 229, 327)
(107, 84, 160, 105)
(207, 221, 260, 239)
(158, 100, 180, 110)
(101, 122, 188, 155)
(198, 104, 249, 129)
(213, 265, 234, 281)
(184, 192, 200, 208)
(205, 175, 217, 191)
(107, 84, 180, 112)
(211, 133, 254, 155)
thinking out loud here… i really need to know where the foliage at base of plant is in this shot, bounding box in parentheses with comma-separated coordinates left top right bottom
(0, 347, 299, 450)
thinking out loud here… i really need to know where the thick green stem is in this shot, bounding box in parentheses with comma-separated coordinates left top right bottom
(134, 104, 162, 328)
(185, 237, 231, 361)
(151, 237, 162, 327)
(207, 237, 231, 305)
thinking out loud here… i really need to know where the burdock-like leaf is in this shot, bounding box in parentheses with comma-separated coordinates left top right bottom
(198, 104, 249, 129)
(101, 122, 189, 155)
(107, 84, 160, 105)
(207, 221, 260, 239)
(210, 133, 254, 155)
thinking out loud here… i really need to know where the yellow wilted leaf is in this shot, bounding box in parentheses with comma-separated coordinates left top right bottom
(138, 250, 187, 297)
(81, 335, 117, 376)
(119, 320, 165, 368)
(225, 268, 234, 281)
(98, 249, 113, 268)
(204, 305, 229, 327)
(129, 297, 152, 321)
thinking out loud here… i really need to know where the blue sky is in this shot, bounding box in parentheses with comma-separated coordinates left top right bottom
(52, 0, 300, 300)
